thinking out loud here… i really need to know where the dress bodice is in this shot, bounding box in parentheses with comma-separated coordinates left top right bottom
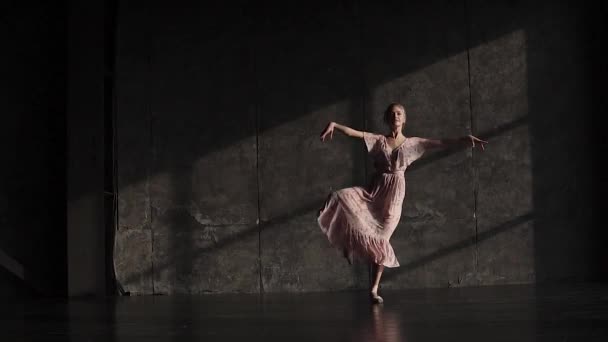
(363, 132, 427, 173)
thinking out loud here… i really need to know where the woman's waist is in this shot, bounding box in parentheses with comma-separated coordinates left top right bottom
(375, 169, 405, 175)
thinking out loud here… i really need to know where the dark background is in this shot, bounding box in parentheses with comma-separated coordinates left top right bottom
(1, 0, 606, 298)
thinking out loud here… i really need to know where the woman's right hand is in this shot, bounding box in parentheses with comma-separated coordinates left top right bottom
(320, 122, 335, 141)
(467, 135, 488, 150)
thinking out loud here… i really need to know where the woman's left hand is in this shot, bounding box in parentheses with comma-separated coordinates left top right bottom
(467, 135, 488, 150)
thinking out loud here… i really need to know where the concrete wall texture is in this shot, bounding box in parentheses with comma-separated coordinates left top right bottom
(114, 0, 603, 294)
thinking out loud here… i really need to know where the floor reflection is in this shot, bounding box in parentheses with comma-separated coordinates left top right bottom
(354, 305, 404, 342)
(12, 284, 608, 341)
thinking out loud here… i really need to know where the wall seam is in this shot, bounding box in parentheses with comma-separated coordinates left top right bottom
(353, 0, 371, 290)
(251, 34, 264, 295)
(463, 0, 480, 274)
(148, 104, 156, 295)
(147, 48, 156, 294)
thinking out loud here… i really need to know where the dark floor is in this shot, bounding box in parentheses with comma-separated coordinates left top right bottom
(4, 283, 608, 341)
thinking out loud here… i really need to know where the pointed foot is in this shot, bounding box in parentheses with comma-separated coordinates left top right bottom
(370, 292, 384, 304)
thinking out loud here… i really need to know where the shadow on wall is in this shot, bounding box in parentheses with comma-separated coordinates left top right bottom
(1, 1, 67, 297)
(114, 0, 602, 294)
(119, 115, 534, 291)
(383, 212, 534, 282)
(524, 2, 604, 282)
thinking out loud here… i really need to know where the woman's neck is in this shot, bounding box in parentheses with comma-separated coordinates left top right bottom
(388, 129, 403, 139)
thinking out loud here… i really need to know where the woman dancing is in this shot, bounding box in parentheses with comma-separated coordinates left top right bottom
(317, 103, 487, 304)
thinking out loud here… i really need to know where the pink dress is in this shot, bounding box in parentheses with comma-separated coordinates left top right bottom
(317, 132, 428, 267)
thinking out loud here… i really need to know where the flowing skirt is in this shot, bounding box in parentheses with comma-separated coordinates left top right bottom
(317, 172, 406, 267)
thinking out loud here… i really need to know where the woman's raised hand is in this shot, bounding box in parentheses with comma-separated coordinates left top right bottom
(467, 135, 488, 150)
(320, 122, 336, 141)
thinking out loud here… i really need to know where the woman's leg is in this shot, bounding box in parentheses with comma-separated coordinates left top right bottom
(370, 263, 385, 303)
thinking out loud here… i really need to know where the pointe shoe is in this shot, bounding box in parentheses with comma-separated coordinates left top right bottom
(370, 292, 384, 304)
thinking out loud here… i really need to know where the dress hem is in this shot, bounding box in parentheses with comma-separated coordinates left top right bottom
(317, 205, 400, 268)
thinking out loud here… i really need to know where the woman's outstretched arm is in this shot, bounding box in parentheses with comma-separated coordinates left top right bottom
(421, 135, 488, 150)
(320, 121, 364, 141)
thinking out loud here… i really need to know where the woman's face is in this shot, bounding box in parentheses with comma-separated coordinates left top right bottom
(387, 105, 406, 128)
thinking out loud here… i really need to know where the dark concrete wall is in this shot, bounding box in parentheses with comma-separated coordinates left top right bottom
(0, 1, 67, 297)
(0, 0, 115, 298)
(115, 0, 606, 294)
(66, 0, 109, 297)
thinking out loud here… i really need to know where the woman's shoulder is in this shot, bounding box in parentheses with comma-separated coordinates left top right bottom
(363, 131, 385, 139)
(405, 136, 425, 142)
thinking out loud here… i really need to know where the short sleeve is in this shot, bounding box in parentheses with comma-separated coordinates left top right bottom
(363, 132, 382, 153)
(405, 137, 429, 164)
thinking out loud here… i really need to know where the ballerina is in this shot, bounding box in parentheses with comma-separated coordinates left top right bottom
(317, 103, 487, 304)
